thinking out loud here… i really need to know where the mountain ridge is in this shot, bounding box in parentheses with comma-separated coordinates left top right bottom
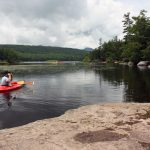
(0, 44, 88, 61)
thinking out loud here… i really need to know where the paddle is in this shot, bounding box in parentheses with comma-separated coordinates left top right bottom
(23, 81, 34, 85)
(18, 81, 34, 85)
(12, 81, 34, 85)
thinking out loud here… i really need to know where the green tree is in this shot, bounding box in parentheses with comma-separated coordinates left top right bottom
(122, 12, 133, 43)
(81, 10, 150, 64)
(131, 10, 150, 49)
(142, 42, 150, 60)
(88, 37, 123, 62)
(122, 42, 141, 64)
(122, 10, 150, 63)
(0, 48, 18, 63)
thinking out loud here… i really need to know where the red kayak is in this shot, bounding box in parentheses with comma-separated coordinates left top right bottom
(0, 81, 24, 93)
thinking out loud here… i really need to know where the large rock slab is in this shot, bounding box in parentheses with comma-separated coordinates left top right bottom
(0, 103, 150, 150)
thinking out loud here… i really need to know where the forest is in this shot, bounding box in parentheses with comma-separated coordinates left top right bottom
(88, 10, 150, 65)
(0, 45, 88, 63)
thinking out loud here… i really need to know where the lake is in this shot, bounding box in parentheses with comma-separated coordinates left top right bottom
(0, 63, 150, 129)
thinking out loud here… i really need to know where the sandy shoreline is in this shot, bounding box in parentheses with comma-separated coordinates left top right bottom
(0, 103, 150, 150)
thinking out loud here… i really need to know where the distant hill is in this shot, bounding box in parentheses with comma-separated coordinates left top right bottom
(84, 47, 93, 51)
(0, 44, 89, 61)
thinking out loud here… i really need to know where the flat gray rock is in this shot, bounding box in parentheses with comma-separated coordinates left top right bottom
(0, 103, 150, 150)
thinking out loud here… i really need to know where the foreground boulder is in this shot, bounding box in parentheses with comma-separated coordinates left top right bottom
(0, 103, 150, 150)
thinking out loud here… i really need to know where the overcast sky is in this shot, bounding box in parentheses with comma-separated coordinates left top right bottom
(0, 0, 150, 49)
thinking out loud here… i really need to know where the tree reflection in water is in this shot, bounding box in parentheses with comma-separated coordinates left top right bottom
(93, 64, 150, 103)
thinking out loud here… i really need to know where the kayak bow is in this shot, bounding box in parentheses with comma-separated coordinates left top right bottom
(0, 81, 23, 93)
(0, 80, 34, 93)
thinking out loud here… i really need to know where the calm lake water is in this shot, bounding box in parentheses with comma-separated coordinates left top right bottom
(0, 63, 150, 129)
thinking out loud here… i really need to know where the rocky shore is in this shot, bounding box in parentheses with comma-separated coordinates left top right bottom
(0, 103, 150, 150)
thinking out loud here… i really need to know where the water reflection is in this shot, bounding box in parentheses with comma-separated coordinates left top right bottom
(123, 67, 150, 102)
(93, 64, 150, 102)
(2, 92, 15, 108)
(0, 64, 150, 129)
(93, 65, 124, 86)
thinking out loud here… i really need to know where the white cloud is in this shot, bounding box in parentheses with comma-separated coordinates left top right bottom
(0, 0, 149, 49)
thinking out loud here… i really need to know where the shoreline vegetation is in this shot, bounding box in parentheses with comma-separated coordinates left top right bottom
(0, 45, 88, 64)
(85, 10, 150, 67)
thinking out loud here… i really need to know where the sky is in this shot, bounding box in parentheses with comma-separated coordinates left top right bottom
(0, 0, 150, 49)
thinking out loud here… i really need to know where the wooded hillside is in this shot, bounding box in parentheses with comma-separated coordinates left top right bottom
(0, 45, 88, 61)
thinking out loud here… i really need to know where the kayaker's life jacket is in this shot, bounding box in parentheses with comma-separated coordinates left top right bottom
(1, 76, 10, 86)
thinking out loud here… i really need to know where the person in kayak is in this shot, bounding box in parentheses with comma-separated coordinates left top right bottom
(1, 71, 13, 86)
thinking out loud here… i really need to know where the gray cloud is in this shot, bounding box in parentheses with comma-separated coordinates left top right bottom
(0, 0, 149, 48)
(0, 0, 87, 20)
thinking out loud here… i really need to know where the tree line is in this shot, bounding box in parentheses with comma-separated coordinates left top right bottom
(0, 45, 88, 63)
(0, 48, 18, 64)
(88, 10, 150, 65)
